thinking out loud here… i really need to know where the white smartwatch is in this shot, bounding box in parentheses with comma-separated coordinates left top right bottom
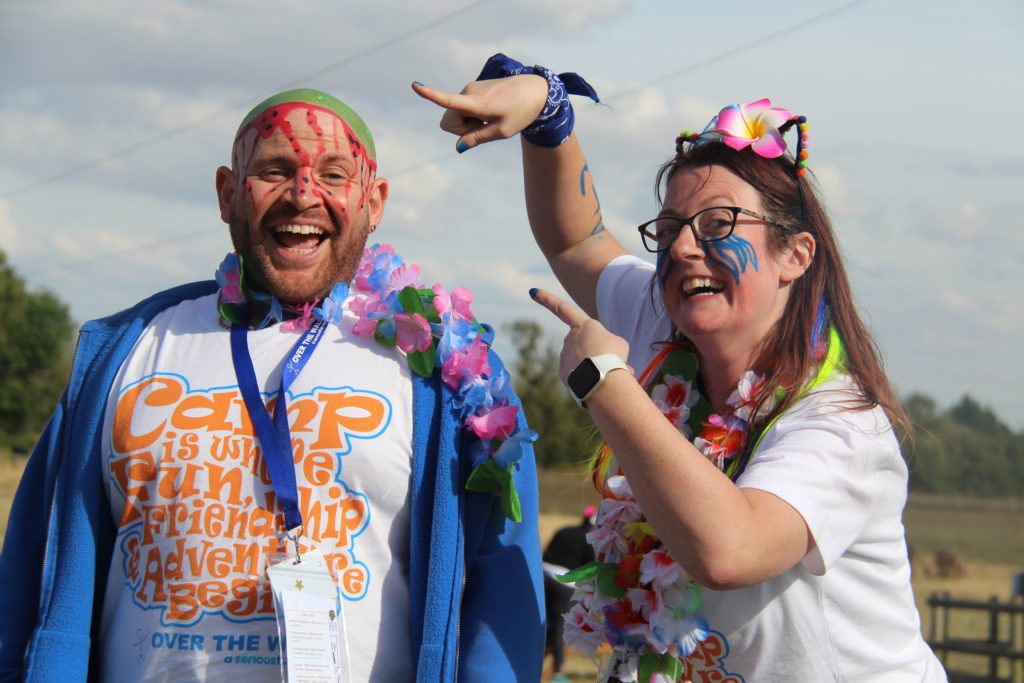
(567, 354, 630, 406)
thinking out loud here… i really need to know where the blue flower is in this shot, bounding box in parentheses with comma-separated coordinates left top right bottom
(250, 290, 283, 329)
(368, 250, 403, 292)
(215, 253, 240, 288)
(455, 366, 512, 416)
(315, 282, 350, 325)
(436, 314, 477, 362)
(493, 428, 538, 467)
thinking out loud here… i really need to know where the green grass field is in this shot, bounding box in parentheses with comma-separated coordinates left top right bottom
(538, 465, 1024, 681)
(3, 456, 1021, 680)
(0, 451, 26, 542)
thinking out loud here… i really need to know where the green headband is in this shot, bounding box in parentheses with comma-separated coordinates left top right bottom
(236, 88, 376, 161)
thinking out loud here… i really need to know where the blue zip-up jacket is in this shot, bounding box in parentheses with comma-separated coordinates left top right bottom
(0, 281, 544, 682)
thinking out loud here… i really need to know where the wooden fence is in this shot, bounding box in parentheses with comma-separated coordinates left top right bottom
(927, 592, 1024, 683)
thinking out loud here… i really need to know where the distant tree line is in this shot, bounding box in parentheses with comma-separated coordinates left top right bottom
(0, 250, 73, 453)
(1, 248, 1020, 499)
(902, 393, 1024, 497)
(506, 319, 1023, 499)
(504, 319, 600, 469)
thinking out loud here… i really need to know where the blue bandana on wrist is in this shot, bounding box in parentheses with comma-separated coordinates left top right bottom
(476, 53, 599, 148)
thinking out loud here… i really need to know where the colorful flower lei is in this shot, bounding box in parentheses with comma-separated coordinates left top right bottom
(215, 244, 537, 522)
(560, 346, 773, 680)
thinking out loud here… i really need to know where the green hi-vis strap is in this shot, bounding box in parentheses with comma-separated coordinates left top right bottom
(747, 326, 847, 457)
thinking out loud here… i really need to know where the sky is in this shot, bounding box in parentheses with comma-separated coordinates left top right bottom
(1, 0, 1022, 428)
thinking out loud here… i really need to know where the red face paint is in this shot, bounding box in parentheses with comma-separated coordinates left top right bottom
(226, 103, 383, 306)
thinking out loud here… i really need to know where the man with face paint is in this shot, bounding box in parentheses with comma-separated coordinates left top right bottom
(0, 89, 544, 682)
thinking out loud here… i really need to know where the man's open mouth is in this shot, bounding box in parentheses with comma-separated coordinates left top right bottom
(273, 224, 327, 253)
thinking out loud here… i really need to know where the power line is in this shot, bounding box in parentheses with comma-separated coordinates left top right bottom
(383, 0, 874, 176)
(0, 0, 494, 201)
(20, 0, 872, 276)
(24, 227, 221, 277)
(605, 0, 873, 102)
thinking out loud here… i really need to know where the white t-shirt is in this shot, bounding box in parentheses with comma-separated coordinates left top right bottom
(597, 255, 946, 682)
(99, 294, 415, 682)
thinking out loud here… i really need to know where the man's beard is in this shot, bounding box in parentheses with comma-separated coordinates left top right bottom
(227, 206, 370, 306)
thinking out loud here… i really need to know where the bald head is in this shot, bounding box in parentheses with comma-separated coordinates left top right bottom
(235, 88, 376, 162)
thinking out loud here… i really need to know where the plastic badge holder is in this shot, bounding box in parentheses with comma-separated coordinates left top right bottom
(268, 548, 350, 682)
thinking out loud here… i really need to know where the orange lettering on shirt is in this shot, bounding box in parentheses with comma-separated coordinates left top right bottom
(171, 391, 236, 433)
(112, 376, 182, 452)
(312, 391, 387, 449)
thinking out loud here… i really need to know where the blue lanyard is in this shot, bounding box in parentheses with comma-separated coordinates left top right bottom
(230, 312, 328, 532)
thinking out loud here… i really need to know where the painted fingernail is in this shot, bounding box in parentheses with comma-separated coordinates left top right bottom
(529, 288, 539, 300)
(456, 141, 469, 154)
(413, 81, 425, 87)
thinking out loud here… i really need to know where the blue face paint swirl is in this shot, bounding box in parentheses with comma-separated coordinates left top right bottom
(708, 234, 758, 284)
(656, 250, 673, 290)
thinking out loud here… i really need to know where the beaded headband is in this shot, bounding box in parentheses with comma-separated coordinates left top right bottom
(675, 98, 809, 176)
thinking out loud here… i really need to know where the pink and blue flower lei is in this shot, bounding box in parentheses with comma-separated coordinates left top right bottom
(215, 244, 537, 521)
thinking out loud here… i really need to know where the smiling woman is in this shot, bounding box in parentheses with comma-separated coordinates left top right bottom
(414, 54, 947, 681)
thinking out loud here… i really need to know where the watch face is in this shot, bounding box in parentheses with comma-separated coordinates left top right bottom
(568, 358, 601, 400)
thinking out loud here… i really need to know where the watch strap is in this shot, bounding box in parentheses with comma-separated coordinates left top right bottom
(568, 353, 629, 405)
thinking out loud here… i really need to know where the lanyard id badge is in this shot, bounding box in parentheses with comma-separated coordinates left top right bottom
(230, 313, 350, 681)
(231, 317, 329, 538)
(267, 548, 351, 683)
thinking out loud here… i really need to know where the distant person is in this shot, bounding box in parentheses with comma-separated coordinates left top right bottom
(542, 506, 597, 681)
(544, 505, 597, 572)
(0, 87, 544, 681)
(416, 53, 946, 680)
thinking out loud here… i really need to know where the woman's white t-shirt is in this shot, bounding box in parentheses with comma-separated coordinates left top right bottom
(596, 255, 946, 682)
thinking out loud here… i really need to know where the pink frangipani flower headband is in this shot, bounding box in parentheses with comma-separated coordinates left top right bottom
(675, 98, 809, 176)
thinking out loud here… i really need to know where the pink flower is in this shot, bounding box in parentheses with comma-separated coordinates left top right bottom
(393, 312, 432, 353)
(354, 244, 397, 292)
(694, 413, 746, 465)
(466, 404, 518, 440)
(389, 262, 422, 291)
(432, 284, 474, 321)
(281, 302, 316, 332)
(715, 98, 792, 159)
(221, 270, 245, 304)
(727, 369, 768, 421)
(627, 587, 658, 619)
(440, 336, 491, 389)
(349, 291, 386, 336)
(639, 550, 684, 589)
(650, 373, 699, 435)
(563, 603, 603, 657)
(589, 494, 643, 561)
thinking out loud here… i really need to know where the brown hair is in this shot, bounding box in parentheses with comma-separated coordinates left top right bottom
(653, 142, 910, 436)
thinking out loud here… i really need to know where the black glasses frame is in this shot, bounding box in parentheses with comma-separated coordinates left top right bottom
(637, 206, 778, 253)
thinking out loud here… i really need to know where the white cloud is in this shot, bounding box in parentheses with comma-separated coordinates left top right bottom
(939, 288, 971, 313)
(943, 201, 986, 240)
(0, 199, 24, 256)
(811, 164, 859, 218)
(2, 0, 1023, 426)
